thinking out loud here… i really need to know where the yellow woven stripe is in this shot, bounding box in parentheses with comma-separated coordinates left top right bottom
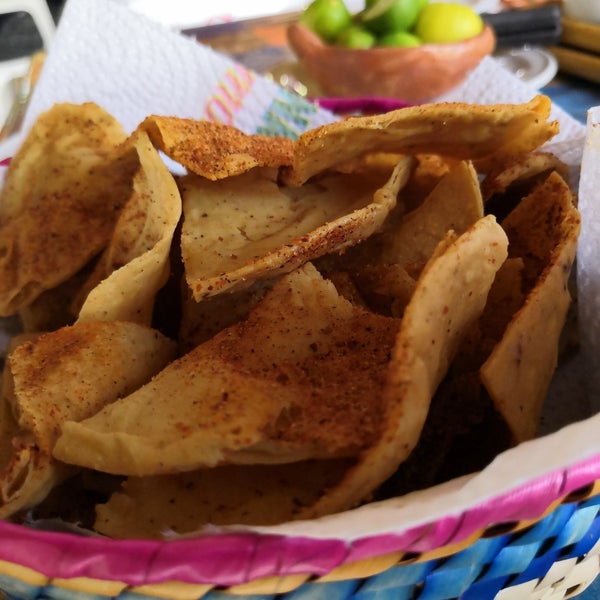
(317, 551, 404, 582)
(128, 581, 214, 600)
(227, 573, 310, 595)
(50, 577, 128, 596)
(413, 531, 484, 564)
(0, 559, 48, 587)
(569, 479, 600, 502)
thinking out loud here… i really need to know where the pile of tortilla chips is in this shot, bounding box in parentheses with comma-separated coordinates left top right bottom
(0, 95, 580, 539)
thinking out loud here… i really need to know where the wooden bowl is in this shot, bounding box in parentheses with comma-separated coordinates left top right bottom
(287, 23, 496, 103)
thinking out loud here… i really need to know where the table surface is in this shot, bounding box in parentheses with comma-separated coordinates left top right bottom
(543, 72, 600, 124)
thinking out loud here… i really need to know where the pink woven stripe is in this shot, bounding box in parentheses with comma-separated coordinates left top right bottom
(0, 158, 10, 167)
(0, 454, 599, 588)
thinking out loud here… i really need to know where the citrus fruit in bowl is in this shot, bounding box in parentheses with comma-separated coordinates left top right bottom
(287, 0, 496, 103)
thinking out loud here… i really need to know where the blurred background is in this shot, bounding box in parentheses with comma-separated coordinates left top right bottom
(1, 0, 599, 135)
(0, 0, 561, 59)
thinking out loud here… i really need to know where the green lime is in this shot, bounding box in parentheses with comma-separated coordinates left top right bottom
(377, 30, 422, 47)
(336, 25, 377, 48)
(360, 0, 423, 34)
(415, 2, 484, 43)
(300, 0, 353, 42)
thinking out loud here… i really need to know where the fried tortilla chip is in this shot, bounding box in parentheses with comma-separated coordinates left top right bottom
(0, 103, 138, 316)
(381, 159, 484, 271)
(298, 215, 509, 518)
(181, 157, 413, 300)
(349, 263, 416, 318)
(0, 334, 62, 518)
(18, 263, 95, 332)
(0, 321, 176, 517)
(178, 279, 273, 352)
(480, 151, 570, 203)
(283, 95, 557, 186)
(53, 263, 400, 476)
(480, 172, 580, 442)
(75, 130, 182, 324)
(139, 116, 294, 180)
(95, 459, 353, 538)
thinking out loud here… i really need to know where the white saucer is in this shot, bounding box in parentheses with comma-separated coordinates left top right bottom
(494, 47, 559, 90)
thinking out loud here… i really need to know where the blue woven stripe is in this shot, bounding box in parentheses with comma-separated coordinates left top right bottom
(200, 592, 274, 600)
(483, 503, 577, 581)
(353, 560, 437, 599)
(285, 579, 359, 599)
(565, 494, 600, 559)
(416, 536, 510, 600)
(34, 588, 113, 600)
(0, 573, 42, 600)
(461, 500, 600, 599)
(512, 502, 600, 586)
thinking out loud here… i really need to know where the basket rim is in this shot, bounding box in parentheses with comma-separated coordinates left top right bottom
(1, 452, 599, 589)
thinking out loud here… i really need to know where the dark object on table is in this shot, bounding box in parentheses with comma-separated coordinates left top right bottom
(482, 4, 563, 49)
(0, 12, 44, 61)
(0, 0, 64, 61)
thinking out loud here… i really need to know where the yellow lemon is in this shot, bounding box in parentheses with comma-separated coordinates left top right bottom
(415, 2, 483, 43)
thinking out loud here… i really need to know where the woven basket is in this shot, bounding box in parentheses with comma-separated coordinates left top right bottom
(0, 1, 596, 598)
(0, 452, 599, 600)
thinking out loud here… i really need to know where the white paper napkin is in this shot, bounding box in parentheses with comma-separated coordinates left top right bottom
(577, 107, 600, 412)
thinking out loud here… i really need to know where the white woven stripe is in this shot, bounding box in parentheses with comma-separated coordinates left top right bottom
(496, 579, 539, 600)
(494, 542, 600, 600)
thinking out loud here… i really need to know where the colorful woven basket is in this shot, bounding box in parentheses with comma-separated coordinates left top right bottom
(0, 452, 599, 599)
(0, 1, 596, 599)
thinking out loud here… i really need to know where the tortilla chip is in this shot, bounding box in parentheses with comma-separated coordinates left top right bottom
(181, 157, 414, 300)
(178, 279, 273, 353)
(0, 103, 137, 316)
(381, 159, 484, 271)
(11, 321, 175, 452)
(480, 172, 580, 442)
(17, 263, 94, 333)
(350, 263, 417, 318)
(283, 95, 558, 186)
(53, 263, 400, 475)
(0, 334, 64, 518)
(95, 459, 353, 538)
(298, 215, 508, 517)
(480, 151, 570, 203)
(479, 258, 526, 346)
(139, 116, 294, 180)
(0, 321, 176, 517)
(75, 130, 182, 324)
(400, 153, 452, 213)
(0, 447, 64, 520)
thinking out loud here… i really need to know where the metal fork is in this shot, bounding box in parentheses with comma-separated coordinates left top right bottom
(0, 52, 45, 143)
